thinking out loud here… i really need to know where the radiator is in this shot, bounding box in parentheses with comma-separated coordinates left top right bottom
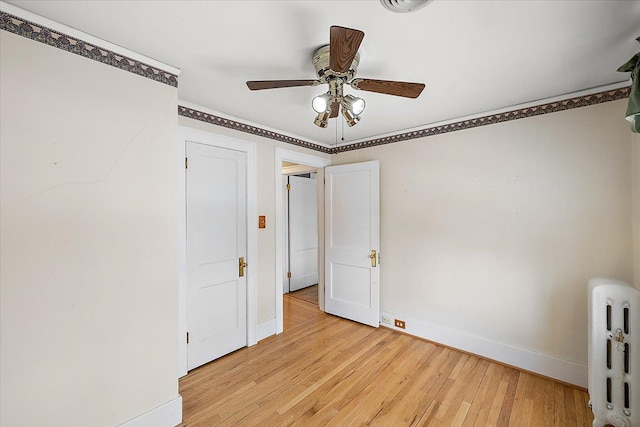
(588, 277, 640, 427)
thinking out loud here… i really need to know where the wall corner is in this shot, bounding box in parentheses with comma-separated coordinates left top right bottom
(633, 132, 640, 289)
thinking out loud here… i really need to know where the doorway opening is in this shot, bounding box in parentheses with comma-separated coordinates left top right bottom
(281, 162, 321, 330)
(283, 165, 319, 293)
(282, 164, 320, 318)
(274, 148, 331, 335)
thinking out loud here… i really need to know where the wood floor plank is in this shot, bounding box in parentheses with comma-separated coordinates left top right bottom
(485, 374, 511, 426)
(289, 333, 415, 425)
(230, 328, 394, 425)
(462, 363, 515, 426)
(530, 373, 556, 426)
(508, 371, 531, 426)
(574, 387, 590, 426)
(320, 336, 431, 426)
(178, 295, 594, 426)
(418, 355, 490, 426)
(288, 284, 318, 305)
(368, 345, 461, 426)
(496, 367, 520, 426)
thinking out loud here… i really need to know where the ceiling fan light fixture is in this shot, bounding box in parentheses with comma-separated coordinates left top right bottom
(342, 95, 366, 116)
(247, 25, 426, 132)
(314, 110, 331, 128)
(312, 92, 332, 113)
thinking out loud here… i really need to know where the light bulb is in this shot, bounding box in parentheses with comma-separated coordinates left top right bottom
(341, 95, 366, 116)
(351, 97, 365, 115)
(312, 92, 332, 113)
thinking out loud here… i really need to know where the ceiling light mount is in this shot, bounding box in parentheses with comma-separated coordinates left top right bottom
(312, 44, 359, 83)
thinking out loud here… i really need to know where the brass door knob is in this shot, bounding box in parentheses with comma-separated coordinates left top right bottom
(239, 257, 248, 277)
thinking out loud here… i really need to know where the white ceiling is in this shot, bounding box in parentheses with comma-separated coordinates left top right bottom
(6, 0, 640, 146)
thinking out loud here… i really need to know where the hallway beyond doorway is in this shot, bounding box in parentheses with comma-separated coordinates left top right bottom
(288, 284, 318, 306)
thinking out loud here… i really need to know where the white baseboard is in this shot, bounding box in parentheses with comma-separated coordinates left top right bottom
(257, 319, 276, 342)
(117, 395, 182, 427)
(380, 310, 588, 388)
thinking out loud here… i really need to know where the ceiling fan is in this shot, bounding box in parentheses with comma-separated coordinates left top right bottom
(246, 26, 425, 128)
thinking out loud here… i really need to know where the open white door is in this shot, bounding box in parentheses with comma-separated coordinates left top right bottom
(186, 142, 247, 370)
(288, 175, 318, 292)
(325, 161, 380, 327)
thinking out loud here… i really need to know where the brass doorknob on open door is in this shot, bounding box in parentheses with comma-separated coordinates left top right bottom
(239, 257, 247, 277)
(370, 250, 377, 267)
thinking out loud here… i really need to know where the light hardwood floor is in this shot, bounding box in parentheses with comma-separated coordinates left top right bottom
(288, 284, 318, 305)
(179, 295, 593, 426)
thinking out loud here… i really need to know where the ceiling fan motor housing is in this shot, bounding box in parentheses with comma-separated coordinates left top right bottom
(312, 45, 360, 83)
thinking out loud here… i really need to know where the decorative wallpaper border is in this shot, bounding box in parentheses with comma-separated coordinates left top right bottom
(334, 86, 631, 153)
(1, 6, 628, 153)
(0, 11, 178, 87)
(178, 106, 332, 154)
(181, 87, 629, 155)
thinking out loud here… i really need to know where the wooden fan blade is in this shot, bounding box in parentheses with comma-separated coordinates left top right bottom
(246, 80, 318, 90)
(330, 26, 365, 73)
(351, 79, 425, 98)
(329, 101, 340, 118)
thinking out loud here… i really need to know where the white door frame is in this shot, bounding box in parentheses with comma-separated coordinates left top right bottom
(274, 148, 331, 334)
(178, 126, 257, 377)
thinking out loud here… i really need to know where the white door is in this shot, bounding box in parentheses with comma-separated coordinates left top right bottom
(186, 142, 247, 370)
(288, 175, 318, 292)
(325, 161, 380, 327)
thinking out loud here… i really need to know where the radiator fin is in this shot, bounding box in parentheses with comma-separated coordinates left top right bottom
(624, 307, 629, 334)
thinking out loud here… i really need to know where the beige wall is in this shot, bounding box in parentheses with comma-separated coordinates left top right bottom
(177, 117, 330, 323)
(0, 32, 179, 426)
(333, 99, 633, 367)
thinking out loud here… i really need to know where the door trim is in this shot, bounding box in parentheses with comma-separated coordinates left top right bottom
(177, 126, 257, 378)
(274, 148, 331, 334)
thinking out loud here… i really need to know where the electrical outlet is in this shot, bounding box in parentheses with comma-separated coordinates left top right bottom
(381, 315, 391, 325)
(394, 319, 406, 329)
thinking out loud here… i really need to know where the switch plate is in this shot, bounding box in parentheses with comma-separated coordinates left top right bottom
(258, 215, 266, 229)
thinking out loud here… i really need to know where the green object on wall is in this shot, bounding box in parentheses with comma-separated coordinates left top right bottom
(618, 37, 640, 133)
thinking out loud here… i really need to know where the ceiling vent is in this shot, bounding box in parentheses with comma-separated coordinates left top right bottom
(380, 0, 434, 13)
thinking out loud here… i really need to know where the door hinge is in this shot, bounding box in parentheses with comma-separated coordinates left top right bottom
(287, 271, 292, 279)
(286, 183, 291, 191)
(185, 157, 188, 169)
(186, 332, 189, 344)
